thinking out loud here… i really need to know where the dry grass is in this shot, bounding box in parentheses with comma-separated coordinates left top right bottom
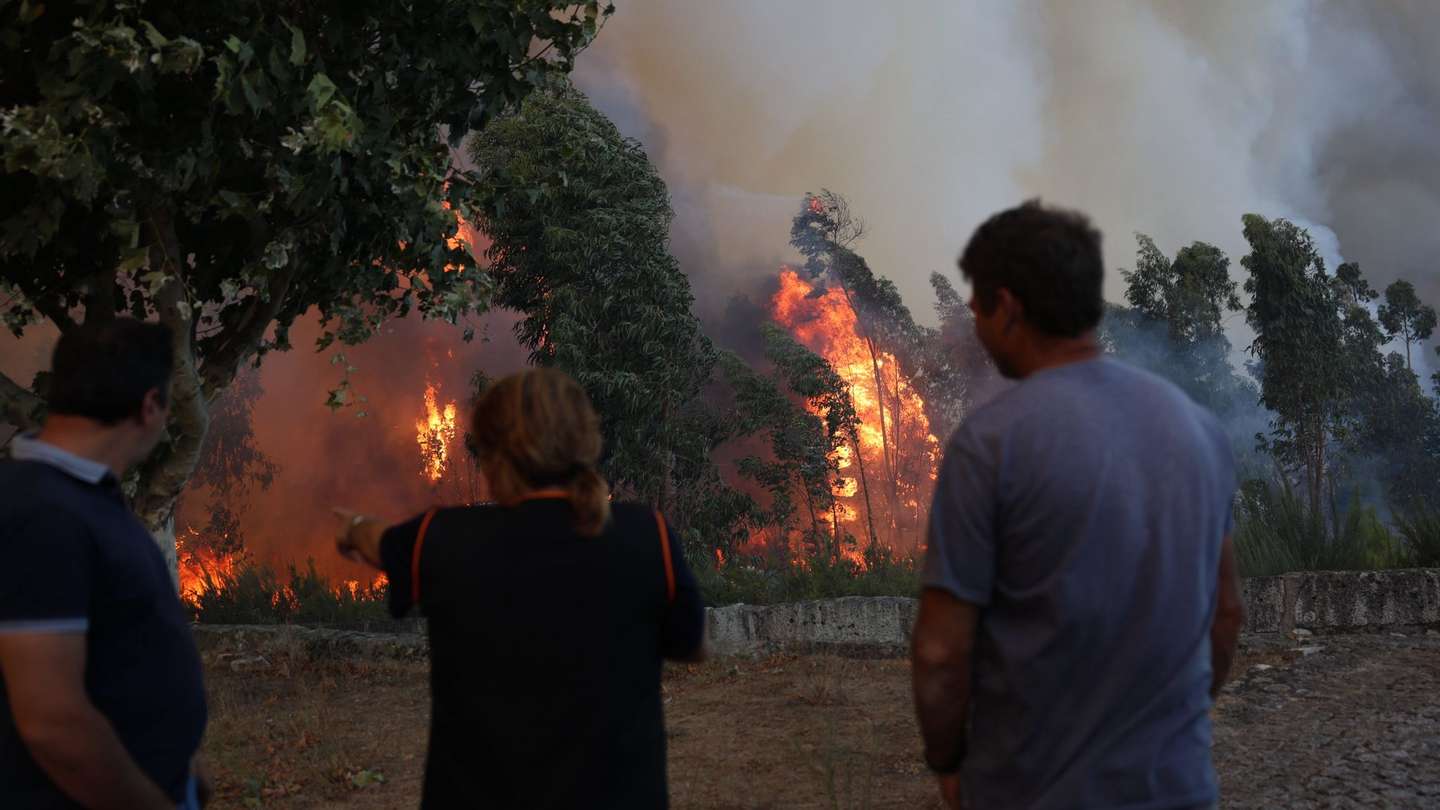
(198, 636, 1293, 810)
(197, 633, 939, 809)
(199, 635, 429, 809)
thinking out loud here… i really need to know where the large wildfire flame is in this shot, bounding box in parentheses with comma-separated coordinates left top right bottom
(415, 382, 459, 483)
(771, 267, 939, 556)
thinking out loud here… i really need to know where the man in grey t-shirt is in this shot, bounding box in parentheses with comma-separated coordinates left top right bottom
(912, 201, 1245, 810)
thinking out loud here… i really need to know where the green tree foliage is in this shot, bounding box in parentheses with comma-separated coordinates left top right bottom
(1106, 234, 1253, 420)
(1240, 214, 1348, 516)
(923, 272, 993, 439)
(758, 323, 876, 554)
(0, 1, 606, 545)
(1377, 279, 1437, 370)
(717, 352, 829, 551)
(181, 369, 278, 556)
(1346, 354, 1440, 509)
(467, 79, 714, 507)
(710, 323, 876, 564)
(1123, 235, 1240, 342)
(1434, 345, 1440, 398)
(1317, 262, 1439, 510)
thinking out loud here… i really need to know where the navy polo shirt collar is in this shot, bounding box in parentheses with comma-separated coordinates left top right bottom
(10, 433, 112, 485)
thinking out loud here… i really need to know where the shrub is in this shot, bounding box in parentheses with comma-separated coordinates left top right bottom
(695, 545, 920, 606)
(1394, 506, 1440, 567)
(188, 559, 393, 628)
(1233, 479, 1407, 577)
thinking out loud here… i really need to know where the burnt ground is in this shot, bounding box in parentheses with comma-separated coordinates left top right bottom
(196, 629, 1440, 809)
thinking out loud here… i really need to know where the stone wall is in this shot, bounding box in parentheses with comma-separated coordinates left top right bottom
(709, 569, 1440, 657)
(1240, 569, 1440, 633)
(194, 570, 1440, 660)
(706, 596, 918, 657)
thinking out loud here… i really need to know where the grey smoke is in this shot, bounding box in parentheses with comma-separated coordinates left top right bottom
(575, 0, 1440, 377)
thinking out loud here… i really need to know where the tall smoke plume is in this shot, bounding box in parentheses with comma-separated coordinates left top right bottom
(575, 0, 1440, 357)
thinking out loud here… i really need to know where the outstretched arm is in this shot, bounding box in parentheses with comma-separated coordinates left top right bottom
(334, 508, 387, 569)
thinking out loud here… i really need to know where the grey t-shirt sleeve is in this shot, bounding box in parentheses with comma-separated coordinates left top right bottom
(921, 427, 997, 606)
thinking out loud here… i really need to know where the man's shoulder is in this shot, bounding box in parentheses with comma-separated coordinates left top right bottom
(950, 358, 1224, 451)
(1100, 360, 1233, 441)
(0, 459, 98, 521)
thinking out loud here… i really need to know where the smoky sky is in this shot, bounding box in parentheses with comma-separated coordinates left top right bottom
(574, 0, 1440, 371)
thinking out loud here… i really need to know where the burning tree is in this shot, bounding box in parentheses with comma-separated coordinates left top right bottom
(0, 2, 607, 567)
(416, 382, 459, 485)
(782, 191, 951, 550)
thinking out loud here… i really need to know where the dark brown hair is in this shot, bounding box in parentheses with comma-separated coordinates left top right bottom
(469, 368, 610, 535)
(48, 318, 173, 424)
(958, 199, 1105, 337)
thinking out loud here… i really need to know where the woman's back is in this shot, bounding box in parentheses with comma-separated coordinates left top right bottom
(380, 498, 704, 809)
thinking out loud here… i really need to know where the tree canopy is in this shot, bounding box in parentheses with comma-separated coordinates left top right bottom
(1, 1, 606, 546)
(1106, 233, 1253, 421)
(1378, 280, 1437, 370)
(467, 79, 714, 508)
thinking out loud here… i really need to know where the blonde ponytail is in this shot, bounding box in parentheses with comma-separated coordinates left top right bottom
(568, 467, 611, 537)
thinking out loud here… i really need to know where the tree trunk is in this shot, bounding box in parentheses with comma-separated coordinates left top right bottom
(831, 280, 900, 523)
(1305, 415, 1325, 523)
(149, 516, 179, 590)
(0, 371, 45, 431)
(132, 208, 211, 587)
(891, 362, 904, 506)
(852, 431, 880, 551)
(799, 473, 821, 539)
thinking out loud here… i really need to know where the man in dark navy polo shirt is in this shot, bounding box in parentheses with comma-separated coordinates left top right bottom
(0, 319, 208, 809)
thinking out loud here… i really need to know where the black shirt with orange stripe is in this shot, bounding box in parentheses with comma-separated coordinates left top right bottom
(380, 498, 705, 809)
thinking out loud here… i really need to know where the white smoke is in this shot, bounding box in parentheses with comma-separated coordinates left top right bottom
(575, 0, 1440, 372)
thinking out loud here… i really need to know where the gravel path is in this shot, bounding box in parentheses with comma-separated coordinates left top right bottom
(1214, 630, 1440, 808)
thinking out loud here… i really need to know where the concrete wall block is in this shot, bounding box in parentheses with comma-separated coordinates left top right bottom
(705, 570, 1440, 657)
(1291, 569, 1440, 629)
(1241, 576, 1285, 633)
(707, 596, 918, 657)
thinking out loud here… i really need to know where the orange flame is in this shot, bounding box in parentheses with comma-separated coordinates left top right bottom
(416, 383, 459, 483)
(177, 535, 241, 606)
(770, 268, 939, 557)
(178, 529, 391, 610)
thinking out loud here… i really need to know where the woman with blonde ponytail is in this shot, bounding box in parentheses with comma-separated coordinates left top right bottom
(334, 368, 706, 809)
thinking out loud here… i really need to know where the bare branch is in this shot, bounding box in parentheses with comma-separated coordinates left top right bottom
(198, 263, 297, 397)
(0, 369, 44, 431)
(31, 295, 78, 334)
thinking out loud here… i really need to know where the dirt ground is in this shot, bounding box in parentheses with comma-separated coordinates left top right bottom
(196, 630, 1440, 809)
